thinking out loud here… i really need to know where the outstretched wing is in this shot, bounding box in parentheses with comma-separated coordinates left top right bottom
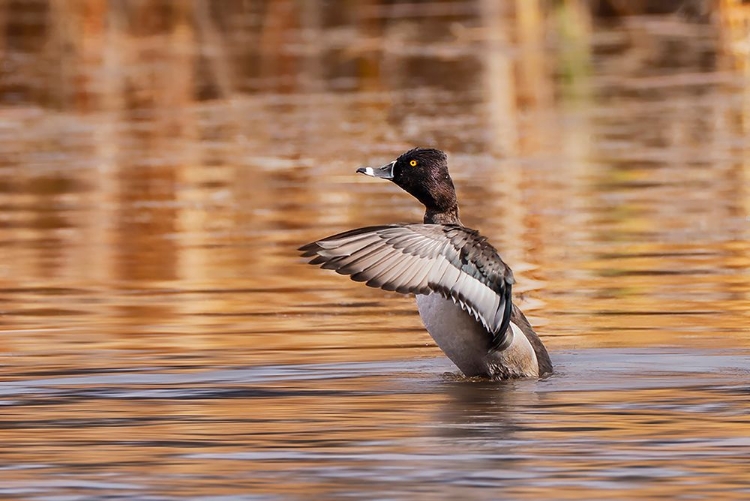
(299, 224, 515, 350)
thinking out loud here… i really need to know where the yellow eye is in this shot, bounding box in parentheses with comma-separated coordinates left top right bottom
(409, 159, 418, 167)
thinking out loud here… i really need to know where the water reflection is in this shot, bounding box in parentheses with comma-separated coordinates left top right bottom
(1, 1, 750, 499)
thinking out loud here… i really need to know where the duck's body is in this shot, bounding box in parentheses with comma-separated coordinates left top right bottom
(300, 148, 551, 380)
(417, 295, 549, 379)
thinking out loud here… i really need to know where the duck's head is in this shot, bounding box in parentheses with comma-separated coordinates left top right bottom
(357, 148, 457, 216)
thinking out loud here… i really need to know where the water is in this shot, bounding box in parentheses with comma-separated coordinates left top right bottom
(2, 2, 750, 499)
(2, 351, 749, 499)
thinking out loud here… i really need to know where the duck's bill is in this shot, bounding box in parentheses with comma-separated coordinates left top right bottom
(356, 161, 395, 179)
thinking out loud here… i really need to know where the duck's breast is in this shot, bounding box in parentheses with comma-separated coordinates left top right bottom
(415, 293, 540, 379)
(415, 293, 493, 377)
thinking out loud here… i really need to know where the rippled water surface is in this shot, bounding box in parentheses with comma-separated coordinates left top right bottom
(2, 2, 750, 499)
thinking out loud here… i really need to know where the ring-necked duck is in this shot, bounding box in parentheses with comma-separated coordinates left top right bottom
(300, 148, 552, 380)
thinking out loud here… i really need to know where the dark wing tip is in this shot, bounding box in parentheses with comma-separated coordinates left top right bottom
(298, 241, 319, 253)
(489, 283, 514, 352)
(308, 255, 328, 265)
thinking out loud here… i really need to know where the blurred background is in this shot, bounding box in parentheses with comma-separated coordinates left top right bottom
(2, 1, 750, 499)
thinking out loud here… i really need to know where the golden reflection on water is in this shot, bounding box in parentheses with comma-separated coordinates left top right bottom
(2, 1, 750, 499)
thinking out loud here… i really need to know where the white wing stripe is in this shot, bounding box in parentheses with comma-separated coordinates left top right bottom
(369, 254, 416, 286)
(335, 245, 395, 273)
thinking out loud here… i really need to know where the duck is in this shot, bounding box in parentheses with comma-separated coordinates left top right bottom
(299, 148, 552, 380)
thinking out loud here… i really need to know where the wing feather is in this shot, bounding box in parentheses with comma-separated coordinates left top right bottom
(300, 224, 515, 350)
(364, 254, 420, 291)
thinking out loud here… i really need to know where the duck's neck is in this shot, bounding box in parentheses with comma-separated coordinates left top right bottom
(424, 206, 461, 225)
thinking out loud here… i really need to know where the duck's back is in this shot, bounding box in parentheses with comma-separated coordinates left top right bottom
(510, 303, 553, 376)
